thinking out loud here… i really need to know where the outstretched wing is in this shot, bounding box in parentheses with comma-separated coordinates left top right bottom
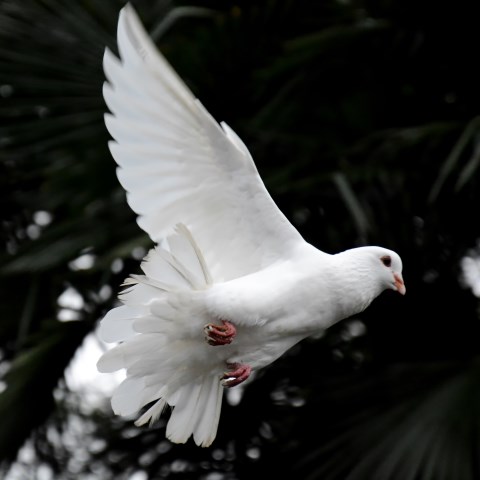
(104, 4, 304, 280)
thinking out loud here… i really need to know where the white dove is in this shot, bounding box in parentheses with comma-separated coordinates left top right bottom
(97, 4, 405, 448)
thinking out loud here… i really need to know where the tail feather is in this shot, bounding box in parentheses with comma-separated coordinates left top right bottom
(97, 333, 167, 373)
(119, 281, 166, 305)
(132, 373, 222, 441)
(193, 375, 223, 447)
(165, 375, 223, 446)
(166, 382, 203, 444)
(98, 305, 147, 342)
(132, 314, 174, 335)
(126, 343, 190, 377)
(140, 223, 212, 290)
(129, 274, 171, 291)
(97, 224, 224, 446)
(168, 223, 212, 286)
(132, 298, 180, 335)
(141, 248, 197, 289)
(110, 377, 143, 415)
(134, 397, 168, 427)
(111, 376, 160, 416)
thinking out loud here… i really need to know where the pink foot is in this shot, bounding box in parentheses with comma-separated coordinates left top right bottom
(222, 362, 252, 387)
(204, 320, 236, 346)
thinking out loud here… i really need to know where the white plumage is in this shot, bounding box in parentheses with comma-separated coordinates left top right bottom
(97, 4, 405, 447)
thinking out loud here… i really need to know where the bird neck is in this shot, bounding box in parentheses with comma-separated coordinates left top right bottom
(330, 248, 384, 318)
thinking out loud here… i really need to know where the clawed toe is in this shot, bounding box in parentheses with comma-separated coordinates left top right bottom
(222, 362, 252, 387)
(204, 320, 236, 346)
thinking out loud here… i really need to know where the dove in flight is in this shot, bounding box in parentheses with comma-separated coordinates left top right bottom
(97, 4, 405, 448)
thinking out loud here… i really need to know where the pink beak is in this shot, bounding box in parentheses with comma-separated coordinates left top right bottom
(394, 273, 406, 295)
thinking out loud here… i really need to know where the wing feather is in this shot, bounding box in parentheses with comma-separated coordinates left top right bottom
(105, 4, 305, 280)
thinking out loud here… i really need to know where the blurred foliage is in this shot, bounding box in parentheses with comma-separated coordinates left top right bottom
(2, 0, 480, 478)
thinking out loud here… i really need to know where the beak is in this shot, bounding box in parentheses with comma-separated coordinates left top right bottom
(393, 273, 406, 295)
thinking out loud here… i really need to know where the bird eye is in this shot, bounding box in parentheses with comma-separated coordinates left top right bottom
(381, 255, 392, 268)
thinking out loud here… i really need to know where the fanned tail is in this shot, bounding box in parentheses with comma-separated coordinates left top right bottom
(136, 375, 223, 447)
(97, 223, 223, 447)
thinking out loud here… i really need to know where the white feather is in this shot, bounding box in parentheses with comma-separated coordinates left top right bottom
(166, 383, 203, 444)
(99, 2, 306, 447)
(98, 305, 146, 342)
(98, 4, 405, 449)
(111, 377, 147, 416)
(98, 224, 224, 446)
(134, 397, 168, 427)
(118, 282, 164, 305)
(97, 333, 166, 373)
(192, 375, 223, 447)
(103, 4, 304, 282)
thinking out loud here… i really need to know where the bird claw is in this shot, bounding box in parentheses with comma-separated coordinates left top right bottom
(222, 362, 252, 387)
(204, 320, 236, 346)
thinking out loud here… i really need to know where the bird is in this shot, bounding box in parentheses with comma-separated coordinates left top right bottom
(96, 4, 406, 448)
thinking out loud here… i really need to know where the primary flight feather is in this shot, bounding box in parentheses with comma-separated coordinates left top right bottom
(97, 4, 405, 448)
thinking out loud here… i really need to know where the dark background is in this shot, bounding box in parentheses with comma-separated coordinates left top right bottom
(2, 0, 480, 478)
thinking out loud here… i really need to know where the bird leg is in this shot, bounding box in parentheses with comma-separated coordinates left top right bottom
(222, 362, 252, 387)
(204, 319, 236, 346)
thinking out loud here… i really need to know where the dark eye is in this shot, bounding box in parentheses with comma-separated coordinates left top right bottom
(381, 255, 392, 268)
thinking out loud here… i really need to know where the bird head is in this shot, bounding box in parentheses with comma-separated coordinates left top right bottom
(361, 247, 406, 296)
(336, 246, 405, 298)
(376, 248, 405, 295)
